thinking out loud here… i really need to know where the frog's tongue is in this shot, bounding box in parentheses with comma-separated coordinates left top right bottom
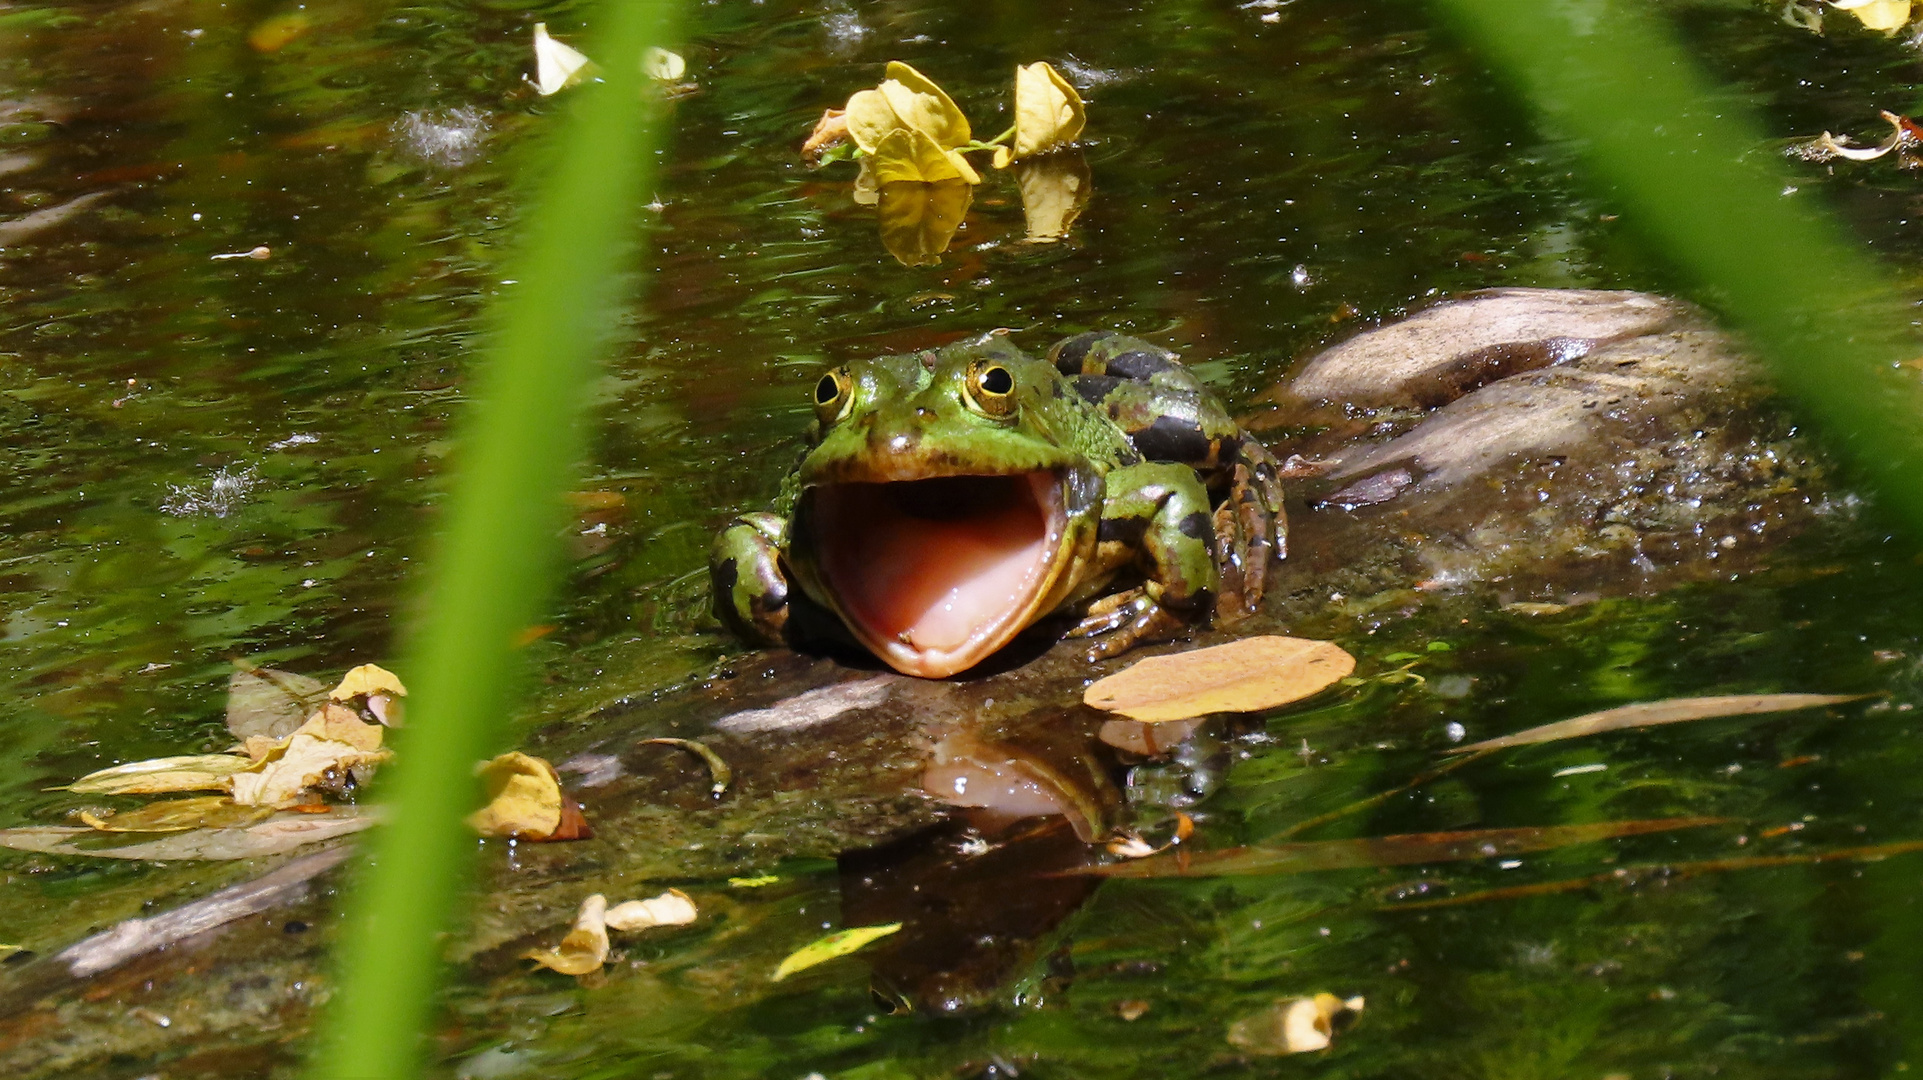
(814, 472, 1064, 678)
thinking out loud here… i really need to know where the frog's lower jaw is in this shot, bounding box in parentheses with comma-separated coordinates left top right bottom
(805, 471, 1073, 678)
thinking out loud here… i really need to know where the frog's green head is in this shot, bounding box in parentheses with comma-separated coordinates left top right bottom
(787, 338, 1107, 678)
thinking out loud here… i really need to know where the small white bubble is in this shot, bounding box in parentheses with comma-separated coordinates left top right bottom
(1444, 721, 1466, 743)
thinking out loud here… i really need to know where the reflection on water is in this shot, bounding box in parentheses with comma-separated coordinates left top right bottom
(2, 0, 1923, 1076)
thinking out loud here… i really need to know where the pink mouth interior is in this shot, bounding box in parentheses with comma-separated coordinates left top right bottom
(813, 472, 1058, 673)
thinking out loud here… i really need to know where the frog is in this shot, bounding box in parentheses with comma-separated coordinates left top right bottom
(710, 331, 1287, 678)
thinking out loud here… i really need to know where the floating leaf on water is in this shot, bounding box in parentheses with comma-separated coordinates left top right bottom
(1227, 993, 1365, 1055)
(60, 754, 253, 796)
(1077, 817, 1725, 878)
(876, 61, 971, 149)
(330, 663, 407, 704)
(995, 61, 1085, 168)
(226, 665, 328, 742)
(642, 46, 685, 81)
(0, 807, 375, 860)
(525, 893, 609, 977)
(532, 23, 593, 96)
(1831, 0, 1914, 31)
(78, 796, 273, 833)
(1084, 636, 1357, 722)
(466, 751, 590, 841)
(801, 108, 850, 162)
(1449, 693, 1868, 753)
(876, 179, 973, 266)
(772, 922, 902, 982)
(229, 704, 390, 808)
(605, 889, 697, 931)
(870, 128, 981, 185)
(639, 737, 732, 796)
(1017, 150, 1091, 242)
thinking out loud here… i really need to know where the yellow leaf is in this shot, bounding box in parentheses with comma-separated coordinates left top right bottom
(1083, 636, 1356, 721)
(1016, 151, 1091, 242)
(729, 874, 781, 888)
(605, 889, 698, 930)
(230, 705, 391, 808)
(247, 11, 312, 53)
(772, 922, 902, 982)
(870, 125, 980, 184)
(466, 751, 564, 839)
(532, 23, 593, 97)
(642, 46, 685, 81)
(843, 88, 903, 155)
(1832, 0, 1913, 30)
(524, 893, 609, 976)
(1227, 993, 1365, 1055)
(876, 179, 973, 266)
(877, 61, 971, 148)
(330, 663, 407, 702)
(60, 754, 253, 796)
(1004, 61, 1085, 164)
(78, 796, 272, 833)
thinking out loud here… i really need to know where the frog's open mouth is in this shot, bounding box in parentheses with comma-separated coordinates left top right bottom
(807, 471, 1068, 678)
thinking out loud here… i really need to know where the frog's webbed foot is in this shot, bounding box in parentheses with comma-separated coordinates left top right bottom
(1066, 585, 1190, 660)
(1213, 437, 1288, 621)
(710, 512, 791, 646)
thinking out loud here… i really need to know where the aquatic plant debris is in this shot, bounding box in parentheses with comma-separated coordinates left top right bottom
(78, 796, 272, 833)
(226, 664, 329, 742)
(230, 704, 391, 807)
(59, 754, 254, 796)
(0, 807, 376, 860)
(994, 61, 1087, 168)
(771, 923, 902, 981)
(1083, 636, 1356, 721)
(466, 751, 592, 841)
(532, 23, 592, 96)
(1828, 0, 1914, 31)
(1791, 109, 1917, 162)
(1227, 993, 1365, 1055)
(606, 889, 697, 930)
(525, 890, 699, 977)
(1448, 692, 1868, 753)
(639, 737, 732, 796)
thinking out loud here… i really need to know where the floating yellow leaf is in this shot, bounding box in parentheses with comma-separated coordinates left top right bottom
(525, 893, 610, 976)
(1227, 993, 1365, 1055)
(1450, 692, 1868, 753)
(844, 88, 905, 155)
(877, 61, 971, 149)
(230, 704, 390, 808)
(78, 796, 273, 833)
(1084, 636, 1356, 722)
(999, 61, 1085, 166)
(771, 922, 902, 981)
(605, 889, 697, 930)
(1016, 151, 1090, 242)
(1831, 0, 1913, 30)
(876, 179, 973, 266)
(870, 127, 981, 185)
(330, 663, 407, 703)
(60, 754, 253, 796)
(532, 23, 593, 97)
(466, 751, 564, 839)
(642, 46, 685, 81)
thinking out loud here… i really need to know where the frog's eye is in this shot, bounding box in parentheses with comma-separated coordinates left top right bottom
(964, 361, 1018, 418)
(814, 368, 853, 423)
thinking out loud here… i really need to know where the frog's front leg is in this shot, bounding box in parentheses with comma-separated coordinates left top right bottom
(709, 512, 791, 645)
(1068, 462, 1219, 660)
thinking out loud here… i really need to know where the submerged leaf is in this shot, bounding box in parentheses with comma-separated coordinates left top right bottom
(78, 796, 272, 833)
(1228, 993, 1365, 1055)
(226, 665, 329, 742)
(1004, 61, 1085, 164)
(605, 889, 698, 931)
(0, 807, 375, 860)
(61, 754, 253, 796)
(1084, 636, 1356, 722)
(532, 23, 593, 97)
(525, 893, 610, 976)
(1077, 817, 1726, 878)
(876, 179, 973, 266)
(639, 737, 732, 796)
(771, 922, 902, 981)
(1450, 693, 1867, 753)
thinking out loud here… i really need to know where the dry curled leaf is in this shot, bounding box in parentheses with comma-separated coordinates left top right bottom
(1227, 993, 1365, 1055)
(772, 922, 902, 982)
(606, 889, 697, 930)
(466, 751, 589, 841)
(532, 22, 593, 96)
(330, 663, 407, 703)
(994, 61, 1085, 168)
(802, 107, 850, 162)
(230, 705, 390, 808)
(60, 754, 254, 797)
(1450, 693, 1869, 753)
(525, 893, 610, 976)
(1084, 636, 1357, 721)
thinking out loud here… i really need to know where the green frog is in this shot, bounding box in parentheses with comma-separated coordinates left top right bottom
(710, 332, 1286, 678)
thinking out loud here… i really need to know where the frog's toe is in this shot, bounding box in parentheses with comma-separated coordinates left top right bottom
(1081, 601, 1188, 662)
(1215, 443, 1287, 617)
(1067, 587, 1148, 639)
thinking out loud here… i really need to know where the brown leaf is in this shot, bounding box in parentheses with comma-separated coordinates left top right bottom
(525, 893, 609, 976)
(60, 754, 253, 796)
(801, 107, 850, 162)
(225, 665, 328, 742)
(1450, 693, 1869, 753)
(1075, 817, 1726, 878)
(78, 796, 273, 833)
(1084, 636, 1357, 722)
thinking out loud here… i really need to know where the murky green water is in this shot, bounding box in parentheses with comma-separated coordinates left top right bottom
(5, 0, 1923, 1076)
